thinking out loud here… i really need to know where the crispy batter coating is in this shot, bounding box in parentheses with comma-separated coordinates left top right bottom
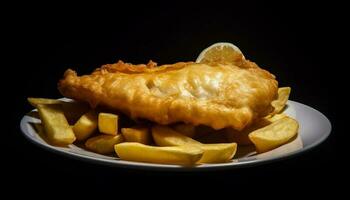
(58, 60, 278, 130)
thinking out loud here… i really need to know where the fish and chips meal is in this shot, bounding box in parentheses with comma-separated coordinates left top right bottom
(28, 42, 298, 166)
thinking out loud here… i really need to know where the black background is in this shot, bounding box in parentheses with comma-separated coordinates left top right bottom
(5, 1, 346, 196)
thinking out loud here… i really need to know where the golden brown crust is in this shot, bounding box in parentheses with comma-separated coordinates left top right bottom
(92, 60, 194, 75)
(58, 59, 278, 130)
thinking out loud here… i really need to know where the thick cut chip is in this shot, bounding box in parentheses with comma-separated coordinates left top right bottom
(152, 126, 237, 163)
(152, 125, 201, 146)
(121, 127, 151, 144)
(73, 111, 98, 141)
(85, 134, 124, 154)
(98, 113, 119, 135)
(226, 113, 287, 145)
(114, 142, 203, 165)
(28, 97, 62, 107)
(198, 143, 237, 163)
(27, 97, 89, 123)
(271, 87, 291, 114)
(37, 104, 76, 145)
(249, 117, 299, 153)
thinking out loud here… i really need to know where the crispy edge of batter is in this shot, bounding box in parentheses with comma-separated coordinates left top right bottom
(92, 60, 195, 75)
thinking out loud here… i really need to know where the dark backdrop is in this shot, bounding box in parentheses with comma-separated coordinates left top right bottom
(6, 1, 345, 196)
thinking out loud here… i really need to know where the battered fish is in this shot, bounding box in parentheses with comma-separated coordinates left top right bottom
(58, 59, 278, 130)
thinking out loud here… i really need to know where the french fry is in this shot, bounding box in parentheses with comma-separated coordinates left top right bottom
(198, 143, 237, 163)
(226, 113, 287, 145)
(85, 134, 124, 154)
(37, 104, 76, 145)
(271, 87, 291, 114)
(29, 85, 296, 164)
(152, 125, 201, 146)
(152, 126, 237, 163)
(114, 142, 203, 165)
(98, 113, 119, 135)
(28, 97, 62, 107)
(121, 127, 151, 144)
(27, 97, 89, 123)
(249, 117, 299, 153)
(73, 110, 98, 141)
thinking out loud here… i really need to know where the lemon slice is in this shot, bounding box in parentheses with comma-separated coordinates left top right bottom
(196, 42, 244, 64)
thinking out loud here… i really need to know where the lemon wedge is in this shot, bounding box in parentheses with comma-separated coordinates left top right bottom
(196, 42, 244, 64)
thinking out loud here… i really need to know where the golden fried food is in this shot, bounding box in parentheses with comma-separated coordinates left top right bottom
(271, 87, 291, 114)
(115, 142, 203, 165)
(152, 125, 201, 146)
(58, 57, 278, 130)
(121, 126, 151, 144)
(72, 110, 98, 141)
(28, 97, 62, 107)
(27, 97, 89, 124)
(152, 126, 237, 163)
(226, 113, 287, 145)
(25, 42, 305, 166)
(249, 117, 299, 153)
(37, 104, 76, 145)
(85, 134, 124, 154)
(98, 113, 119, 135)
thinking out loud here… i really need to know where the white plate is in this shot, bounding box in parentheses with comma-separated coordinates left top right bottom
(20, 100, 331, 170)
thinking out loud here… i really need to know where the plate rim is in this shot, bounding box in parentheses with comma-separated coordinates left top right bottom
(20, 100, 332, 171)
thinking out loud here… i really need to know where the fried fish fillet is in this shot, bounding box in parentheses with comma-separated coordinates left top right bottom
(58, 59, 278, 130)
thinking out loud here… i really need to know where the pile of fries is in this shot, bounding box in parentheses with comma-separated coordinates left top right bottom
(27, 87, 298, 166)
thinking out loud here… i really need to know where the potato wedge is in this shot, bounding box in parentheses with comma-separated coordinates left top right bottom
(152, 126, 237, 163)
(28, 97, 62, 107)
(37, 104, 76, 145)
(199, 143, 237, 163)
(98, 113, 119, 135)
(27, 97, 89, 123)
(73, 111, 98, 141)
(172, 124, 196, 138)
(152, 125, 201, 146)
(85, 134, 124, 154)
(265, 113, 287, 122)
(114, 142, 203, 165)
(226, 113, 287, 145)
(121, 127, 151, 144)
(271, 87, 291, 114)
(249, 117, 299, 153)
